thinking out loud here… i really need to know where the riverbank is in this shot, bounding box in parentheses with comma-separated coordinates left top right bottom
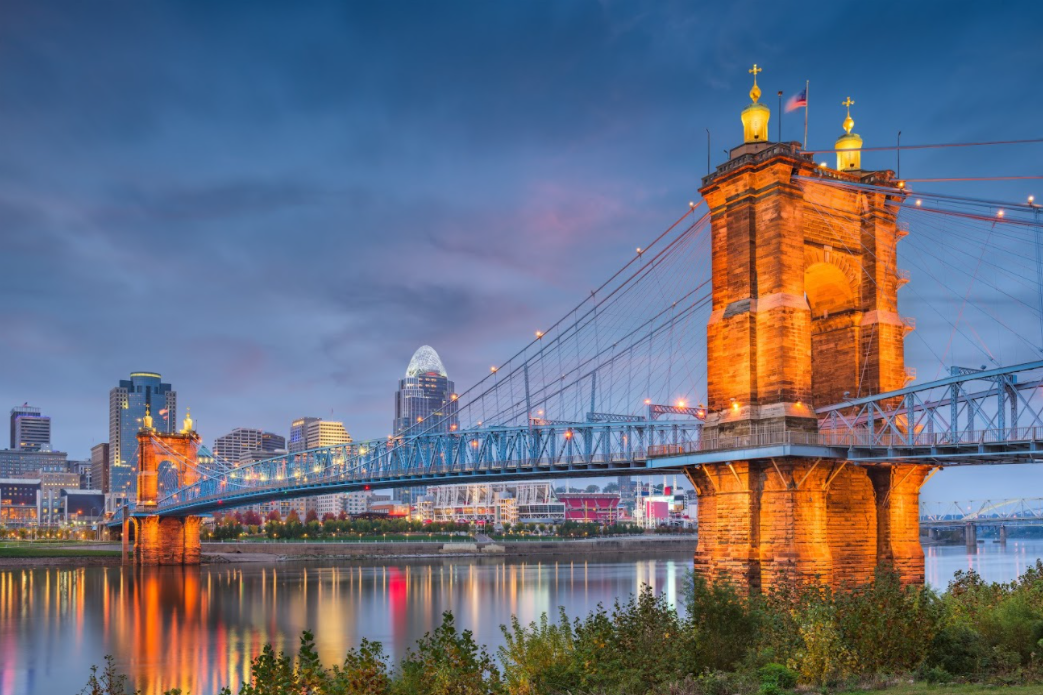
(203, 534, 696, 563)
(0, 535, 697, 567)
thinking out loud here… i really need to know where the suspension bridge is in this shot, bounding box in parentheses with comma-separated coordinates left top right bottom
(115, 68, 1043, 591)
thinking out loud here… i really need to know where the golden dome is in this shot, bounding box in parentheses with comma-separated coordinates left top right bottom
(741, 63, 769, 143)
(143, 405, 154, 430)
(181, 407, 193, 433)
(836, 97, 862, 170)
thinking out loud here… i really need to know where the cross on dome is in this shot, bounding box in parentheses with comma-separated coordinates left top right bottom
(747, 63, 763, 104)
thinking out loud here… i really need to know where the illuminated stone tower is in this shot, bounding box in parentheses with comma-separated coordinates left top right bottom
(687, 68, 930, 591)
(124, 408, 203, 565)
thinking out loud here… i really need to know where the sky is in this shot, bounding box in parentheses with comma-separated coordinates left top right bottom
(1, 1, 1042, 502)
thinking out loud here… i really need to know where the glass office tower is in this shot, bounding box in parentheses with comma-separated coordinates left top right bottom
(108, 372, 177, 499)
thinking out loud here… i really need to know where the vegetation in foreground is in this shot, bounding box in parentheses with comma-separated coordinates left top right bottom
(80, 562, 1043, 695)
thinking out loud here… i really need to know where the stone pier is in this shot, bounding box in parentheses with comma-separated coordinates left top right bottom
(689, 460, 932, 591)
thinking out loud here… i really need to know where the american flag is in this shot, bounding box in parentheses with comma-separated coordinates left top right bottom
(786, 87, 807, 112)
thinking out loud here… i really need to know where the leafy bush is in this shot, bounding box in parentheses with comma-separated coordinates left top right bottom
(395, 612, 501, 695)
(684, 572, 758, 672)
(756, 663, 797, 690)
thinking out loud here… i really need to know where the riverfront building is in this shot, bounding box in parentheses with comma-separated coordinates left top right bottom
(417, 483, 565, 527)
(108, 372, 177, 500)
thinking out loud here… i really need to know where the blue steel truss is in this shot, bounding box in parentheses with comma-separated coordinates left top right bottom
(816, 360, 1043, 464)
(133, 420, 699, 518)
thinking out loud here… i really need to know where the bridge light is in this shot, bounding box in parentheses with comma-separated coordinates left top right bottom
(490, 366, 498, 373)
(997, 209, 1005, 218)
(471, 440, 479, 448)
(897, 181, 905, 189)
(450, 393, 458, 401)
(915, 199, 922, 206)
(564, 430, 573, 440)
(636, 247, 642, 254)
(644, 398, 651, 405)
(676, 399, 686, 408)
(535, 330, 543, 339)
(417, 416, 423, 423)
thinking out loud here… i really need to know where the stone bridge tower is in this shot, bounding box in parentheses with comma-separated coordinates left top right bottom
(122, 407, 203, 565)
(686, 67, 933, 592)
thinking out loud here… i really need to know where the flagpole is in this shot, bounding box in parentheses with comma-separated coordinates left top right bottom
(803, 80, 809, 151)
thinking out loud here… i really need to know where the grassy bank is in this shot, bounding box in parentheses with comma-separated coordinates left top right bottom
(0, 546, 120, 558)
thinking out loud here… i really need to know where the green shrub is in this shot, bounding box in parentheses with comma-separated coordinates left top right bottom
(498, 610, 579, 695)
(395, 612, 502, 695)
(793, 602, 853, 687)
(756, 663, 797, 689)
(833, 567, 942, 674)
(684, 572, 758, 672)
(921, 665, 952, 684)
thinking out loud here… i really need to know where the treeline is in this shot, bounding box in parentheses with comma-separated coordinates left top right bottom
(496, 521, 645, 537)
(82, 562, 1043, 694)
(205, 511, 472, 541)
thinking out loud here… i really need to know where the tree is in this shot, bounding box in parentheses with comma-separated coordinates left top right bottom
(603, 483, 620, 493)
(266, 509, 281, 523)
(305, 509, 319, 524)
(286, 510, 302, 524)
(243, 510, 263, 526)
(585, 484, 600, 493)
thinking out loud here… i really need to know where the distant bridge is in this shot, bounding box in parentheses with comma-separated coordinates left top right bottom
(920, 498, 1043, 527)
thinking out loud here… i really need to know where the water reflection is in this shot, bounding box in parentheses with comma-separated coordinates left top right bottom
(925, 539, 1043, 588)
(3, 544, 1041, 695)
(0, 556, 689, 695)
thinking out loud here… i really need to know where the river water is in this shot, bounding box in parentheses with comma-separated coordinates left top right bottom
(2, 541, 1041, 695)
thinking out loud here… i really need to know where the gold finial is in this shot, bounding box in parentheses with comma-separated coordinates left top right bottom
(842, 97, 855, 134)
(143, 404, 154, 430)
(748, 63, 763, 103)
(835, 96, 863, 170)
(182, 407, 193, 433)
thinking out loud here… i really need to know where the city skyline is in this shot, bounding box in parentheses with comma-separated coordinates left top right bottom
(2, 2, 1043, 504)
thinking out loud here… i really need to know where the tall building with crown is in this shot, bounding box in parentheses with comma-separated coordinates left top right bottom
(108, 372, 177, 501)
(394, 346, 458, 505)
(394, 346, 458, 436)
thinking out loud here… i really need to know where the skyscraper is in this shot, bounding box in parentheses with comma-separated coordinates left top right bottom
(394, 346, 457, 436)
(108, 372, 176, 500)
(394, 346, 457, 505)
(9, 404, 51, 452)
(91, 443, 110, 494)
